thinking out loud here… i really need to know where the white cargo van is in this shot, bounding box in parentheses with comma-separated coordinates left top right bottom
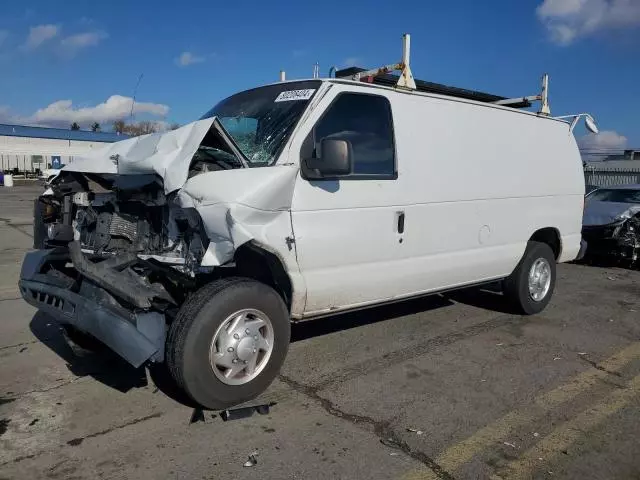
(20, 35, 594, 409)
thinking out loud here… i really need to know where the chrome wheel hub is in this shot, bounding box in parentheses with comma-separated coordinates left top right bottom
(528, 258, 551, 302)
(209, 309, 274, 386)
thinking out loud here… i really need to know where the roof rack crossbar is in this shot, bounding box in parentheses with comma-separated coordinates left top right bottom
(333, 33, 551, 112)
(339, 34, 416, 90)
(491, 74, 551, 115)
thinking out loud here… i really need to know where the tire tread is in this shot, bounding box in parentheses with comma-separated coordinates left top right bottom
(166, 277, 254, 392)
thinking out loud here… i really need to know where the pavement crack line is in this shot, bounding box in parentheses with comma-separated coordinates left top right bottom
(65, 412, 163, 447)
(279, 373, 456, 480)
(5, 377, 87, 400)
(578, 356, 623, 377)
(0, 453, 38, 468)
(0, 340, 39, 351)
(0, 297, 22, 302)
(0, 219, 33, 238)
(311, 314, 528, 391)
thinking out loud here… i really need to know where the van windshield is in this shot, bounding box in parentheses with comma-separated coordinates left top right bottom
(588, 188, 640, 204)
(201, 80, 321, 166)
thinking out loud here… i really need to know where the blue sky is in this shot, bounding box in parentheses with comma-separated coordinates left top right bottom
(0, 0, 638, 152)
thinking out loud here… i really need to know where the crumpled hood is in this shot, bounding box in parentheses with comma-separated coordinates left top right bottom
(60, 118, 216, 193)
(583, 200, 640, 226)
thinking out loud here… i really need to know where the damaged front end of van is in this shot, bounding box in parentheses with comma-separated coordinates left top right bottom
(19, 113, 303, 368)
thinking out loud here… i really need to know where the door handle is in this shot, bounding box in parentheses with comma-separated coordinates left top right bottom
(396, 211, 405, 234)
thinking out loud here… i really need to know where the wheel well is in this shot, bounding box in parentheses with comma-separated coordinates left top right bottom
(233, 242, 293, 311)
(529, 228, 561, 260)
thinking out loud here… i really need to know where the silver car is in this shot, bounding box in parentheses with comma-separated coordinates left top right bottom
(582, 184, 640, 265)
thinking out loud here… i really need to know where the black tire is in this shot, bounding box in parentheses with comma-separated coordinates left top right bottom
(503, 241, 556, 315)
(166, 277, 290, 410)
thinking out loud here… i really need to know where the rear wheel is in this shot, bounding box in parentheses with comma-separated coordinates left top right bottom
(503, 241, 556, 315)
(166, 277, 290, 410)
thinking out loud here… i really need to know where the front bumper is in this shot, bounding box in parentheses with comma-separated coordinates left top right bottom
(19, 249, 166, 367)
(582, 221, 640, 261)
(575, 239, 588, 261)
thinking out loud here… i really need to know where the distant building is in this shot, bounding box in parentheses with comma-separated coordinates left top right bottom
(0, 123, 126, 173)
(584, 159, 640, 187)
(604, 149, 640, 162)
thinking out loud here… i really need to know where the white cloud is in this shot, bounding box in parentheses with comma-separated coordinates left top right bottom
(61, 31, 107, 49)
(59, 31, 108, 56)
(23, 24, 59, 50)
(579, 130, 628, 159)
(175, 51, 205, 67)
(537, 0, 640, 45)
(27, 95, 169, 128)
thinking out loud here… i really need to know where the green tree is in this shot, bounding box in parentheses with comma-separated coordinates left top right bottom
(91, 122, 101, 132)
(70, 122, 80, 130)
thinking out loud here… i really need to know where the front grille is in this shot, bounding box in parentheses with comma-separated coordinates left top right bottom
(109, 213, 138, 242)
(23, 287, 75, 316)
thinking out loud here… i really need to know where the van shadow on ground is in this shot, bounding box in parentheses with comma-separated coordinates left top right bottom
(290, 294, 454, 342)
(29, 310, 199, 407)
(443, 282, 520, 315)
(29, 311, 149, 392)
(28, 285, 509, 407)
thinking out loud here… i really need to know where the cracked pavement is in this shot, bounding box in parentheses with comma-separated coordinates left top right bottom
(1, 184, 640, 479)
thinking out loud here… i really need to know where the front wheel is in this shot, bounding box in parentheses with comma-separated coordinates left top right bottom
(503, 241, 556, 315)
(166, 277, 290, 410)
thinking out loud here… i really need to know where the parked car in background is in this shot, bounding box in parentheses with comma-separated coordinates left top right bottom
(582, 184, 640, 265)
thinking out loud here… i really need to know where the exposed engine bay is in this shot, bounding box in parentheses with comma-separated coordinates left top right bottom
(33, 173, 211, 312)
(39, 172, 209, 269)
(31, 121, 252, 314)
(582, 214, 640, 267)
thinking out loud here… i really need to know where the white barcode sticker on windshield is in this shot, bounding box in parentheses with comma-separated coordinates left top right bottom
(274, 89, 315, 102)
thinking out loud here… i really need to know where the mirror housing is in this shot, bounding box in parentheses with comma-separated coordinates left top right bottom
(304, 138, 353, 177)
(585, 115, 599, 134)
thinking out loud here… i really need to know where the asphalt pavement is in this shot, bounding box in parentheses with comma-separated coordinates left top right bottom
(1, 184, 639, 480)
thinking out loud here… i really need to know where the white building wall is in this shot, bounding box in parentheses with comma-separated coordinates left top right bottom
(0, 135, 112, 172)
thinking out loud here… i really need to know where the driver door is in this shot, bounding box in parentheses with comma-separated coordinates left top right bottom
(290, 91, 407, 316)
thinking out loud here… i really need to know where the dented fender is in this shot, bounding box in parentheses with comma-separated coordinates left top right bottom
(177, 165, 300, 266)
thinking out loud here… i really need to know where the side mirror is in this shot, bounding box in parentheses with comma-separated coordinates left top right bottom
(585, 115, 599, 134)
(304, 138, 353, 177)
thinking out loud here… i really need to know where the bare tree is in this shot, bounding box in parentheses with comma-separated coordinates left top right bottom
(112, 120, 126, 134)
(112, 120, 163, 137)
(70, 122, 80, 131)
(91, 122, 101, 132)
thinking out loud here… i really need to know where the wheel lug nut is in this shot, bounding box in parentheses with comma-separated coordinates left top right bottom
(254, 335, 258, 340)
(232, 359, 238, 364)
(253, 348, 257, 353)
(227, 347, 234, 352)
(243, 360, 248, 364)
(233, 333, 240, 340)
(245, 329, 251, 335)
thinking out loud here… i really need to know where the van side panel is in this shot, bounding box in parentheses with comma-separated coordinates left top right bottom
(288, 83, 584, 317)
(390, 92, 584, 277)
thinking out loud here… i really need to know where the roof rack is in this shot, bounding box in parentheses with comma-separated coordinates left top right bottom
(333, 34, 550, 114)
